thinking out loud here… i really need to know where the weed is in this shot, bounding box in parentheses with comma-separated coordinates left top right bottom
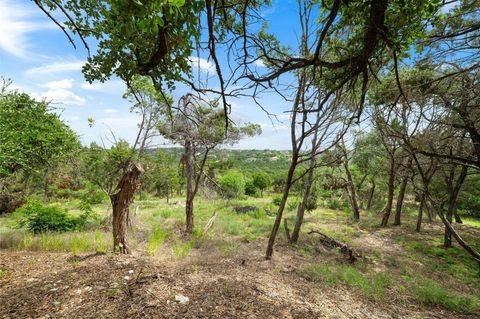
(415, 279, 478, 313)
(172, 239, 192, 259)
(0, 267, 8, 279)
(302, 264, 339, 284)
(147, 226, 169, 256)
(218, 240, 239, 257)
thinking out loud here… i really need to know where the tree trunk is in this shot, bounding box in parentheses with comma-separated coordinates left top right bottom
(184, 140, 195, 234)
(444, 165, 467, 248)
(43, 168, 49, 203)
(394, 175, 408, 225)
(291, 161, 315, 243)
(111, 163, 144, 254)
(356, 175, 367, 210)
(266, 154, 297, 259)
(381, 156, 395, 227)
(366, 181, 375, 210)
(344, 159, 360, 222)
(416, 194, 425, 232)
(454, 210, 463, 224)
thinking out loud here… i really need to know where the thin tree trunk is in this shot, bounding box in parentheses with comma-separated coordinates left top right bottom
(184, 140, 195, 234)
(111, 163, 143, 254)
(416, 194, 425, 232)
(356, 175, 367, 210)
(454, 210, 463, 224)
(394, 175, 408, 225)
(266, 154, 298, 259)
(381, 156, 395, 227)
(291, 161, 315, 243)
(366, 181, 375, 210)
(344, 159, 360, 222)
(43, 168, 49, 203)
(444, 165, 468, 248)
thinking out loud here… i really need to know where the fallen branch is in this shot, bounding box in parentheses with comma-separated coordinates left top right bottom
(67, 251, 106, 262)
(308, 230, 359, 263)
(203, 211, 217, 235)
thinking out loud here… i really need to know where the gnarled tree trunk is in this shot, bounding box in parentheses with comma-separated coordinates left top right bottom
(110, 163, 144, 254)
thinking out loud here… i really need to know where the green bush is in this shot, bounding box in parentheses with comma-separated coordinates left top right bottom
(272, 195, 282, 206)
(17, 201, 97, 233)
(458, 193, 480, 218)
(244, 179, 259, 197)
(218, 170, 246, 199)
(80, 184, 108, 205)
(20, 204, 75, 233)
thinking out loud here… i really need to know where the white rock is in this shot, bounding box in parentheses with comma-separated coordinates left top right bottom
(175, 294, 189, 304)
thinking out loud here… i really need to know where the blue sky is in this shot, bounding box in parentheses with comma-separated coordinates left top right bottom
(0, 0, 305, 150)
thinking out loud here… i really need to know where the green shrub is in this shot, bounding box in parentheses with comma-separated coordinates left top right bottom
(218, 170, 246, 199)
(244, 179, 259, 197)
(415, 280, 478, 313)
(80, 184, 108, 205)
(272, 195, 282, 206)
(17, 201, 97, 233)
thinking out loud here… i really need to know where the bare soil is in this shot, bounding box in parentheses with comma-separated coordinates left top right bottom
(1, 237, 476, 319)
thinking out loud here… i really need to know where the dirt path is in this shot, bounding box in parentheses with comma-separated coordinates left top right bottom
(0, 239, 473, 319)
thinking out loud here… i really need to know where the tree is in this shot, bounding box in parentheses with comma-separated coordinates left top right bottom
(0, 80, 79, 208)
(158, 94, 260, 234)
(218, 170, 246, 199)
(82, 76, 166, 253)
(252, 172, 271, 197)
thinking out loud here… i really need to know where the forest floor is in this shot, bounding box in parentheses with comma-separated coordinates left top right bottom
(1, 197, 480, 318)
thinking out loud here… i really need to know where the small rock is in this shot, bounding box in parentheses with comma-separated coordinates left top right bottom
(75, 289, 82, 294)
(124, 276, 130, 280)
(175, 294, 189, 304)
(128, 270, 134, 274)
(53, 301, 60, 307)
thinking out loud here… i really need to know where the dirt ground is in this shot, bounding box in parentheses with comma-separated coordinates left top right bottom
(1, 238, 476, 319)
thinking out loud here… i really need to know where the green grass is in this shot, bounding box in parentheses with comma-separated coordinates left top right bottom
(302, 263, 391, 300)
(146, 226, 170, 256)
(172, 239, 193, 259)
(0, 267, 8, 279)
(463, 217, 480, 227)
(415, 279, 479, 313)
(218, 239, 239, 257)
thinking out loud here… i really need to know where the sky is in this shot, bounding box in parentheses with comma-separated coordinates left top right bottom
(0, 0, 305, 150)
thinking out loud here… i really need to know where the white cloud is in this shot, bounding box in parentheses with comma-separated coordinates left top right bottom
(35, 89, 86, 106)
(33, 78, 85, 106)
(188, 56, 215, 73)
(25, 60, 85, 76)
(253, 59, 266, 67)
(103, 108, 118, 114)
(0, 1, 54, 59)
(41, 78, 74, 90)
(81, 80, 126, 94)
